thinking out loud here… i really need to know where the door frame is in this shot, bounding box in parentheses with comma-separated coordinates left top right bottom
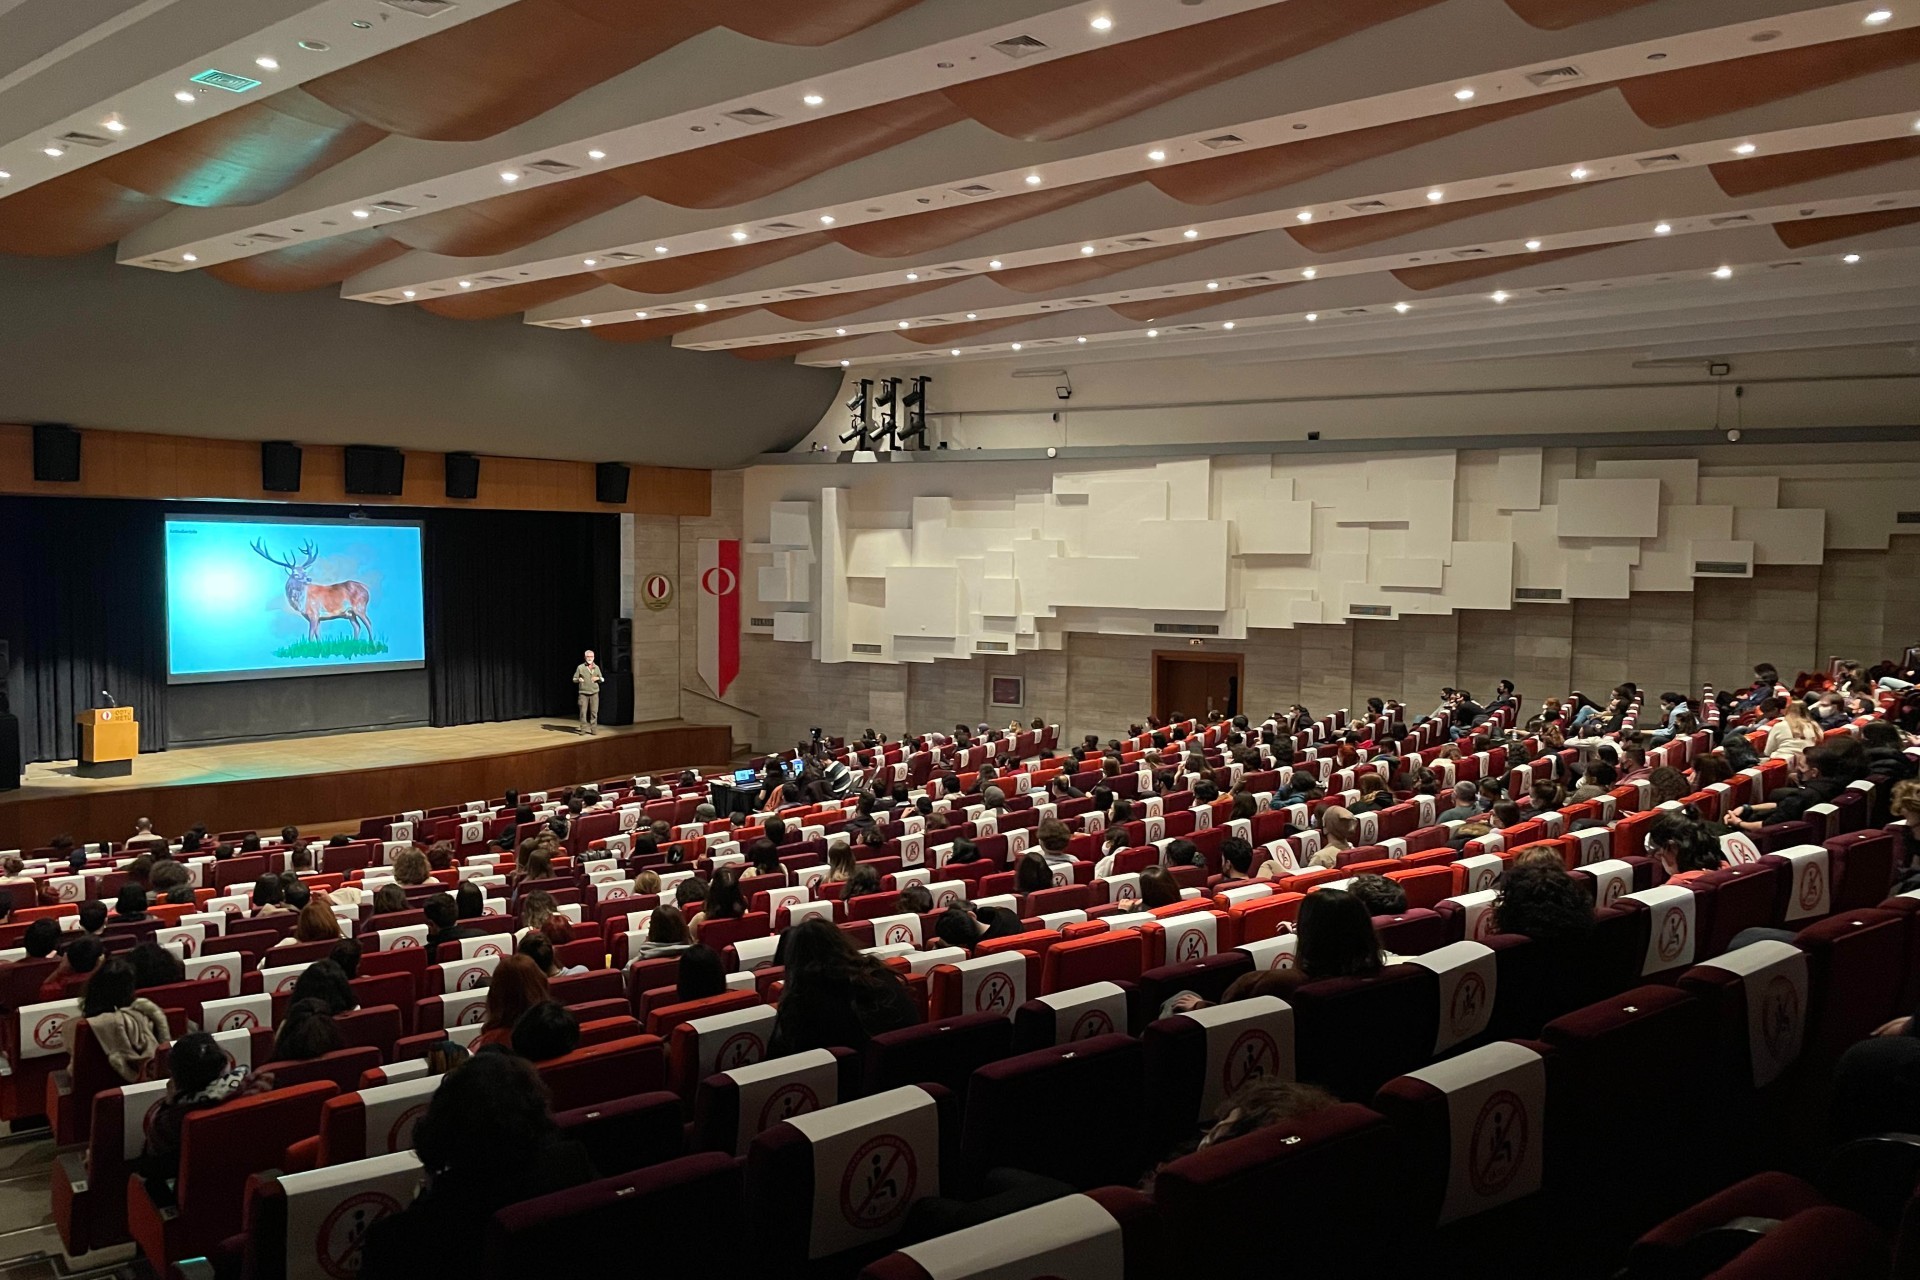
(1151, 649, 1246, 723)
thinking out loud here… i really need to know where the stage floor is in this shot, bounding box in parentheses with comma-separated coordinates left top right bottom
(0, 717, 734, 850)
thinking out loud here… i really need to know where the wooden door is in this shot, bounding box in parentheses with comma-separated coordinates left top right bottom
(1152, 652, 1243, 723)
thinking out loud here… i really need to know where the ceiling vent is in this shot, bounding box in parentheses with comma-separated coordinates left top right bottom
(55, 131, 114, 149)
(1524, 65, 1583, 86)
(1708, 214, 1753, 227)
(246, 231, 289, 244)
(1536, 286, 1571, 293)
(724, 107, 781, 126)
(1450, 247, 1489, 257)
(1895, 511, 1920, 524)
(852, 643, 886, 654)
(381, 0, 457, 13)
(781, 288, 817, 297)
(471, 274, 513, 285)
(1514, 586, 1563, 601)
(602, 251, 642, 261)
(370, 199, 415, 213)
(1118, 236, 1158, 246)
(935, 265, 969, 275)
(1767, 260, 1805, 269)
(749, 616, 775, 628)
(1153, 622, 1220, 635)
(759, 221, 804, 233)
(975, 640, 1010, 652)
(524, 158, 578, 175)
(1635, 153, 1686, 169)
(1694, 559, 1750, 576)
(1348, 604, 1393, 618)
(952, 184, 995, 197)
(1198, 133, 1247, 150)
(990, 34, 1049, 57)
(1347, 200, 1390, 212)
(1340, 307, 1371, 315)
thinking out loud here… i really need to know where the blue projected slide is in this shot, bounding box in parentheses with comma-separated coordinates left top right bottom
(165, 517, 426, 683)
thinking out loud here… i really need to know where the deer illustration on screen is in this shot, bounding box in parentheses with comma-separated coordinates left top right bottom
(250, 539, 372, 642)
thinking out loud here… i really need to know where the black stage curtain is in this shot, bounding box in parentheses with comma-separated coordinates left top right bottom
(424, 509, 620, 727)
(0, 497, 171, 763)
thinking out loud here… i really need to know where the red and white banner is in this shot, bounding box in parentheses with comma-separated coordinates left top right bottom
(697, 538, 740, 699)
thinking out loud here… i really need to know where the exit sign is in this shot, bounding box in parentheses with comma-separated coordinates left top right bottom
(190, 68, 262, 93)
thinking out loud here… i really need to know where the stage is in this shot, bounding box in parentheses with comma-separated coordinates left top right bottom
(0, 717, 734, 851)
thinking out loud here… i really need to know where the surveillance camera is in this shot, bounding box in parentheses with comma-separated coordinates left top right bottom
(1055, 385, 1072, 400)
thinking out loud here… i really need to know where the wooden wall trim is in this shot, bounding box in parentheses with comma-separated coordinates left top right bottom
(0, 424, 710, 518)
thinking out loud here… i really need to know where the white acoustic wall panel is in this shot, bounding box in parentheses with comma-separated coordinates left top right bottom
(1237, 501, 1314, 555)
(1555, 479, 1662, 538)
(886, 566, 961, 637)
(768, 503, 813, 550)
(980, 578, 1017, 616)
(1734, 508, 1826, 565)
(1511, 508, 1567, 590)
(1565, 557, 1631, 600)
(1378, 557, 1444, 588)
(773, 612, 812, 642)
(1700, 476, 1780, 509)
(847, 528, 912, 578)
(1593, 459, 1700, 506)
(1494, 449, 1544, 511)
(1442, 542, 1514, 611)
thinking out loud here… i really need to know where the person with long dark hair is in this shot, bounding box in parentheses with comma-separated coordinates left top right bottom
(689, 868, 746, 941)
(768, 918, 917, 1054)
(65, 957, 169, 1081)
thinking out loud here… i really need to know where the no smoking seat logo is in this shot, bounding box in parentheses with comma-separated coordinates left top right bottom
(883, 923, 915, 946)
(974, 973, 1015, 1014)
(1175, 930, 1210, 962)
(759, 1082, 819, 1129)
(32, 1012, 71, 1050)
(1449, 972, 1487, 1035)
(316, 1191, 402, 1280)
(1068, 1009, 1113, 1041)
(1468, 1090, 1528, 1198)
(716, 1031, 764, 1071)
(1760, 974, 1801, 1061)
(1798, 864, 1824, 912)
(1222, 1029, 1279, 1093)
(840, 1135, 917, 1233)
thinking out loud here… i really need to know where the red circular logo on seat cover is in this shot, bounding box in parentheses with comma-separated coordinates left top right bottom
(316, 1190, 402, 1280)
(883, 923, 915, 946)
(716, 1031, 764, 1071)
(457, 1002, 487, 1026)
(1656, 906, 1689, 963)
(1602, 877, 1627, 908)
(758, 1082, 819, 1129)
(1468, 1090, 1528, 1198)
(1449, 971, 1487, 1035)
(1176, 930, 1209, 962)
(1068, 1009, 1113, 1041)
(1222, 1029, 1279, 1094)
(32, 1012, 70, 1050)
(387, 1103, 428, 1152)
(216, 1009, 258, 1031)
(840, 1134, 917, 1232)
(974, 973, 1015, 1014)
(1798, 864, 1823, 912)
(1760, 974, 1801, 1062)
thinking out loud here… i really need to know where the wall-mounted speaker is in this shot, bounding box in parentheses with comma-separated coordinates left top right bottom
(32, 424, 80, 482)
(261, 441, 303, 493)
(595, 462, 630, 505)
(343, 445, 405, 496)
(444, 452, 480, 500)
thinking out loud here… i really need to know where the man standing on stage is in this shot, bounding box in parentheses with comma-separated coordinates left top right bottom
(573, 649, 604, 735)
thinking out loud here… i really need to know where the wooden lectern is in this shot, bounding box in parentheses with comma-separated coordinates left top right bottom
(76, 707, 138, 778)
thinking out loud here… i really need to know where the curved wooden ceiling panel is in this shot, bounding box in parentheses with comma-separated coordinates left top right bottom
(1149, 88, 1601, 206)
(94, 90, 383, 207)
(1288, 186, 1580, 254)
(727, 338, 840, 361)
(610, 93, 963, 209)
(1619, 27, 1920, 129)
(0, 170, 167, 256)
(418, 276, 597, 319)
(724, 0, 924, 45)
(589, 307, 748, 343)
(900, 315, 1033, 344)
(1709, 136, 1920, 199)
(827, 175, 1138, 258)
(991, 236, 1237, 293)
(201, 228, 408, 292)
(1773, 207, 1920, 249)
(1390, 241, 1620, 289)
(1500, 0, 1659, 30)
(1105, 280, 1300, 322)
(385, 175, 635, 257)
(942, 0, 1447, 143)
(598, 234, 829, 293)
(763, 279, 953, 322)
(302, 1, 707, 141)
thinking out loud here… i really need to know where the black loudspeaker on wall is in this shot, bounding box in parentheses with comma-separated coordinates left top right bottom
(343, 445, 406, 496)
(0, 640, 16, 793)
(444, 452, 480, 500)
(32, 424, 81, 482)
(595, 462, 630, 505)
(261, 441, 303, 493)
(600, 617, 634, 726)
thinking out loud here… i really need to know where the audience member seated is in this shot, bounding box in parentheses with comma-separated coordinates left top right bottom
(292, 960, 358, 1015)
(251, 875, 292, 918)
(768, 919, 916, 1054)
(138, 1031, 274, 1191)
(509, 1001, 580, 1063)
(1437, 782, 1480, 823)
(674, 945, 728, 1003)
(1314, 808, 1358, 868)
(112, 885, 149, 923)
(371, 884, 409, 914)
(126, 941, 184, 989)
(64, 958, 169, 1082)
(270, 997, 346, 1061)
(1644, 811, 1725, 886)
(932, 903, 1024, 954)
(1346, 874, 1408, 918)
(1137, 865, 1182, 910)
(424, 893, 478, 951)
(329, 938, 362, 979)
(392, 848, 432, 888)
(39, 936, 103, 1000)
(1730, 742, 1858, 831)
(287, 898, 343, 944)
(688, 868, 746, 942)
(477, 955, 549, 1051)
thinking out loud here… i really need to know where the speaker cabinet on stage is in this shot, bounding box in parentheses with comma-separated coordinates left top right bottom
(32, 424, 80, 482)
(261, 441, 303, 492)
(0, 713, 18, 793)
(595, 462, 630, 505)
(600, 616, 634, 726)
(445, 452, 480, 500)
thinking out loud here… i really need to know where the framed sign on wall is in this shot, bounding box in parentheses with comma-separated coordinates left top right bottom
(989, 676, 1024, 709)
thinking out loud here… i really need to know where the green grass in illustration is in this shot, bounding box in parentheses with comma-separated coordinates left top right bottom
(273, 634, 391, 661)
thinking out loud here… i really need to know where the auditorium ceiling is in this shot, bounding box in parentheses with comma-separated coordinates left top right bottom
(3, 0, 1918, 374)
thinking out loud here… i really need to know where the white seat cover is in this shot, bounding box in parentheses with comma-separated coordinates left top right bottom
(1159, 913, 1219, 964)
(871, 913, 923, 949)
(17, 998, 79, 1060)
(1409, 941, 1498, 1054)
(788, 1086, 941, 1260)
(1581, 859, 1635, 911)
(948, 951, 1026, 1019)
(1405, 1041, 1547, 1225)
(1177, 996, 1296, 1119)
(441, 954, 499, 992)
(457, 933, 514, 961)
(1442, 889, 1499, 943)
(360, 1075, 442, 1156)
(201, 992, 273, 1033)
(1701, 940, 1810, 1088)
(1034, 981, 1128, 1044)
(281, 1151, 424, 1280)
(1773, 845, 1831, 921)
(690, 1004, 778, 1080)
(1624, 885, 1698, 975)
(899, 1192, 1123, 1280)
(1237, 934, 1300, 972)
(722, 1048, 839, 1156)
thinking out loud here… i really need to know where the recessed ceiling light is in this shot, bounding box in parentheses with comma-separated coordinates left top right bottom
(803, 93, 825, 106)
(1712, 265, 1733, 279)
(951, 349, 961, 355)
(1076, 336, 1087, 343)
(579, 318, 591, 326)
(297, 39, 329, 51)
(840, 360, 850, 367)
(174, 90, 195, 103)
(1865, 8, 1893, 23)
(1223, 321, 1236, 329)
(1090, 15, 1113, 31)
(966, 312, 978, 319)
(1394, 302, 1412, 313)
(42, 146, 62, 157)
(987, 261, 1002, 270)
(730, 230, 748, 241)
(1305, 313, 1318, 322)
(1296, 210, 1313, 222)
(1491, 290, 1509, 303)
(1843, 253, 1862, 263)
(1570, 167, 1590, 179)
(906, 272, 919, 280)
(1080, 245, 1095, 255)
(0, 171, 10, 181)
(1733, 142, 1757, 155)
(1426, 190, 1444, 202)
(103, 119, 126, 133)
(654, 245, 668, 254)
(635, 310, 648, 318)
(1025, 174, 1042, 185)
(583, 258, 597, 266)
(459, 280, 472, 288)
(694, 302, 709, 311)
(182, 252, 198, 262)
(1525, 239, 1543, 250)
(1147, 149, 1166, 162)
(1146, 329, 1158, 337)
(819, 214, 836, 224)
(1183, 228, 1199, 239)
(1654, 222, 1672, 234)
(1454, 88, 1475, 101)
(897, 320, 910, 328)
(587, 149, 605, 160)
(835, 328, 847, 335)
(402, 288, 415, 297)
(255, 56, 279, 70)
(499, 171, 519, 183)
(351, 208, 370, 218)
(1206, 281, 1220, 289)
(1301, 268, 1317, 279)
(1011, 342, 1022, 350)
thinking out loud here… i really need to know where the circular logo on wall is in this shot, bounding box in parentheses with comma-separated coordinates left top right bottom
(700, 566, 737, 598)
(642, 574, 674, 612)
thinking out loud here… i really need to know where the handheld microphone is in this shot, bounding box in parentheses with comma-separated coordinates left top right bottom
(100, 689, 116, 707)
